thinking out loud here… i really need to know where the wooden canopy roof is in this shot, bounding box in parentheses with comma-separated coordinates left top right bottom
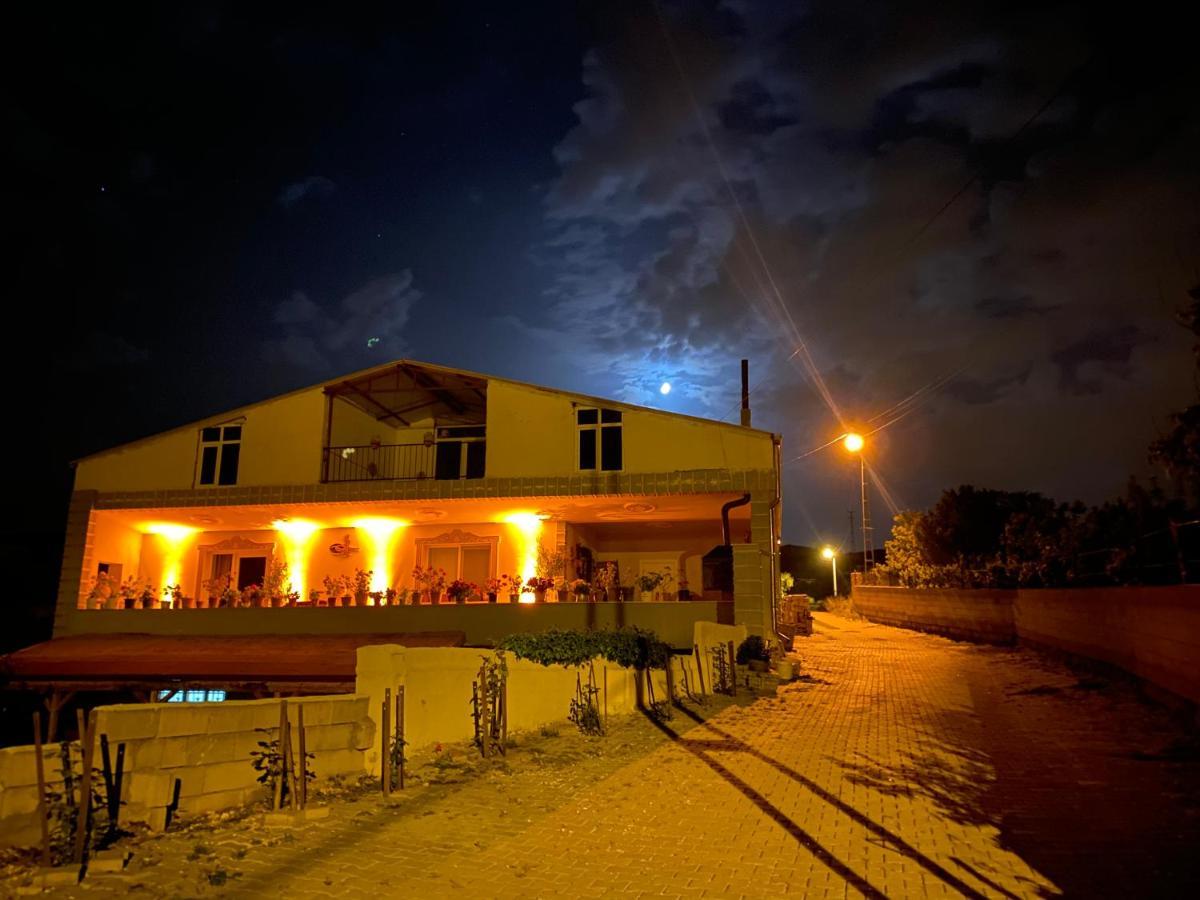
(0, 631, 465, 694)
(326, 361, 487, 427)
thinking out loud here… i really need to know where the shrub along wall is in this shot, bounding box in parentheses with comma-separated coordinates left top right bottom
(0, 695, 372, 849)
(851, 584, 1200, 706)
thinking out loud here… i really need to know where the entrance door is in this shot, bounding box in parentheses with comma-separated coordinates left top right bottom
(236, 556, 268, 589)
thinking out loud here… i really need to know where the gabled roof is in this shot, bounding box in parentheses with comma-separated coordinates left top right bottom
(76, 358, 774, 462)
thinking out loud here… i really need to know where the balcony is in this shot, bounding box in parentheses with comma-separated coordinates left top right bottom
(322, 443, 436, 482)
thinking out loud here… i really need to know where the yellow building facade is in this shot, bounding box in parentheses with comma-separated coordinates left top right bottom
(56, 360, 783, 654)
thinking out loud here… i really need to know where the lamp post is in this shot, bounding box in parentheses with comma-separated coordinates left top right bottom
(841, 433, 873, 572)
(821, 545, 837, 595)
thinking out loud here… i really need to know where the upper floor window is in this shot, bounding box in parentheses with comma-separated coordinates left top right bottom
(577, 407, 622, 471)
(198, 424, 241, 486)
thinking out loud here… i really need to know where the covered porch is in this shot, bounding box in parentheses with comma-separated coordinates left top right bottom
(67, 493, 750, 647)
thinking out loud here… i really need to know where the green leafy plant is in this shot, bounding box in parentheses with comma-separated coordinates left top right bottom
(498, 627, 670, 670)
(249, 728, 315, 804)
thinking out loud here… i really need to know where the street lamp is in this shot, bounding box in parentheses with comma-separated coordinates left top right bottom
(821, 545, 837, 595)
(841, 432, 873, 572)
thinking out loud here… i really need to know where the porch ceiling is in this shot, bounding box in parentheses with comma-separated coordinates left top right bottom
(327, 361, 486, 426)
(95, 492, 751, 532)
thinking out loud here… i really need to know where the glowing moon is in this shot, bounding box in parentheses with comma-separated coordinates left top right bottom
(659, 382, 671, 395)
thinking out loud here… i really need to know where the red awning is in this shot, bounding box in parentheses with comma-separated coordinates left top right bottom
(0, 631, 465, 688)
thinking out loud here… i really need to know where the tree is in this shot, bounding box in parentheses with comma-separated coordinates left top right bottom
(1149, 285, 1200, 504)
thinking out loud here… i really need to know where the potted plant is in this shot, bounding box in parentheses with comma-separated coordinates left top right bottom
(352, 569, 373, 607)
(485, 577, 502, 604)
(594, 563, 618, 603)
(447, 579, 473, 604)
(86, 572, 116, 610)
(635, 571, 664, 602)
(137, 580, 158, 610)
(568, 578, 590, 602)
(525, 576, 554, 603)
(500, 574, 522, 603)
(412, 565, 446, 604)
(308, 589, 322, 606)
(736, 635, 772, 672)
(162, 583, 189, 609)
(263, 559, 290, 608)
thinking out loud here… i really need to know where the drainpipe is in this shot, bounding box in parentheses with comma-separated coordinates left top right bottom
(769, 434, 784, 645)
(721, 494, 751, 545)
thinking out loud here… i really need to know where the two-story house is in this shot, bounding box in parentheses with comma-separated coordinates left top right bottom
(4, 360, 782, 722)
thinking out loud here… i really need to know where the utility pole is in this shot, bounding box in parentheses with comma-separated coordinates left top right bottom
(860, 455, 874, 572)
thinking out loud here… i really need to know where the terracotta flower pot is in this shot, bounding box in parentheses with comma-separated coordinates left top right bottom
(533, 589, 546, 603)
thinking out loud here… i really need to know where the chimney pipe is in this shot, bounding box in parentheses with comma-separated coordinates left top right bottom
(740, 358, 751, 427)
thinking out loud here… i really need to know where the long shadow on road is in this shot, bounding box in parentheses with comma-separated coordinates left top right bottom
(651, 703, 991, 899)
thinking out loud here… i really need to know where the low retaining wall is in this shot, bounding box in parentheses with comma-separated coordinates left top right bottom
(850, 586, 1016, 644)
(851, 585, 1200, 706)
(356, 620, 749, 773)
(0, 694, 372, 849)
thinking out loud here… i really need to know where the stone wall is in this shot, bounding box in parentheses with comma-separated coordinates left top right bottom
(851, 584, 1200, 706)
(1014, 586, 1200, 706)
(850, 586, 1017, 644)
(0, 694, 372, 849)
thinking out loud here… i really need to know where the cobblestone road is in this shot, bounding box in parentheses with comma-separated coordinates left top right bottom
(8, 614, 1200, 898)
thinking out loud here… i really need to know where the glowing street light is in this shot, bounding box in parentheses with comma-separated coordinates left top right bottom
(840, 432, 874, 572)
(820, 545, 837, 595)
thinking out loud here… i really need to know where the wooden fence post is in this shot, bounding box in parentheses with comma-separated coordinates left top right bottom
(397, 686, 405, 790)
(72, 710, 98, 865)
(274, 700, 287, 811)
(297, 704, 307, 810)
(381, 688, 392, 796)
(32, 712, 51, 868)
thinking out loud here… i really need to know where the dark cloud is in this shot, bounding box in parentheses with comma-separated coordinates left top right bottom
(264, 272, 421, 372)
(1052, 325, 1152, 396)
(278, 175, 336, 209)
(535, 0, 1198, 539)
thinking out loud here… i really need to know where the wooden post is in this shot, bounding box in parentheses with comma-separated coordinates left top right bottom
(693, 644, 706, 696)
(32, 712, 51, 868)
(284, 711, 298, 810)
(381, 689, 391, 796)
(499, 675, 508, 753)
(273, 700, 287, 811)
(397, 686, 405, 790)
(478, 664, 490, 759)
(603, 666, 608, 729)
(297, 705, 307, 810)
(99, 734, 121, 838)
(727, 640, 737, 695)
(665, 656, 677, 706)
(72, 710, 98, 865)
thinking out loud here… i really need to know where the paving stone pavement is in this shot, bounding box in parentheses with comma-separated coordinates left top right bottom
(6, 613, 1199, 898)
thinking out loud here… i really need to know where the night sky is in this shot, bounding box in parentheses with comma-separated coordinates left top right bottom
(9, 1, 1199, 548)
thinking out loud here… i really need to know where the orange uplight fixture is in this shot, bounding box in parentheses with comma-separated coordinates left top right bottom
(842, 432, 864, 453)
(352, 517, 407, 596)
(143, 523, 197, 601)
(272, 518, 321, 600)
(503, 512, 548, 603)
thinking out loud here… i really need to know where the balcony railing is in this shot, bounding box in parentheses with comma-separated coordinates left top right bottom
(323, 443, 436, 483)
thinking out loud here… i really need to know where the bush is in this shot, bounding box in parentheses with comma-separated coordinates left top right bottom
(498, 627, 671, 670)
(735, 635, 770, 665)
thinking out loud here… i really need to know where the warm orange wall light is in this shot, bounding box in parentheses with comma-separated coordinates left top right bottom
(272, 518, 321, 600)
(351, 517, 407, 596)
(502, 512, 547, 603)
(142, 523, 197, 600)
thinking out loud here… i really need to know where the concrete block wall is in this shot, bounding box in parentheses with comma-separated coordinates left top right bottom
(0, 743, 81, 849)
(0, 694, 372, 849)
(851, 586, 1016, 644)
(356, 620, 745, 773)
(851, 584, 1200, 707)
(1015, 586, 1200, 706)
